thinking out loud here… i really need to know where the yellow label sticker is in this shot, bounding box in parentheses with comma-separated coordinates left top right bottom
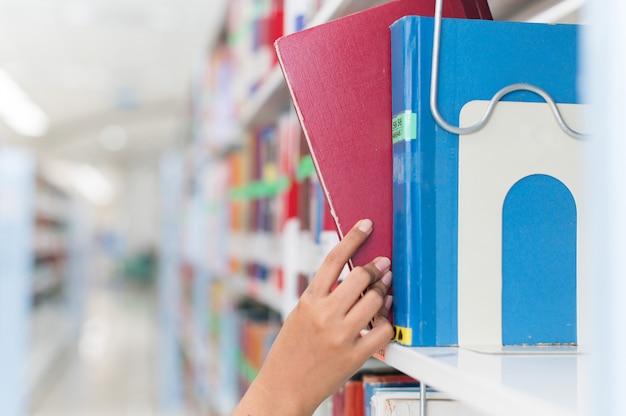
(393, 325, 413, 345)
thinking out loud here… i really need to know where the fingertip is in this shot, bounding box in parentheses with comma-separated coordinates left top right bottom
(384, 295, 393, 311)
(356, 219, 373, 233)
(374, 257, 391, 273)
(381, 271, 392, 287)
(365, 319, 394, 350)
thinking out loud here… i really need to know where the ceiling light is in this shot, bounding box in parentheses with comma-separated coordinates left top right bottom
(0, 68, 49, 137)
(72, 164, 115, 206)
(42, 160, 115, 206)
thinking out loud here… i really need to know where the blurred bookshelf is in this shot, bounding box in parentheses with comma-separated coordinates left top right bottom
(159, 1, 589, 415)
(1, 149, 88, 414)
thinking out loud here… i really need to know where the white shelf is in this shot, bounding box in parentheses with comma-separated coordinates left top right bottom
(380, 344, 583, 416)
(239, 67, 291, 128)
(225, 274, 283, 314)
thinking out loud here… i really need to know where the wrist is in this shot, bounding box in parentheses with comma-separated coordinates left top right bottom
(254, 367, 314, 415)
(233, 374, 312, 416)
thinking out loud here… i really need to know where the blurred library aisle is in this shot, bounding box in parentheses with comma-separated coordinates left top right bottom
(1, 2, 229, 413)
(29, 260, 160, 416)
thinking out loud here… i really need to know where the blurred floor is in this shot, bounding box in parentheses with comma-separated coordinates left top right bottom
(30, 272, 159, 416)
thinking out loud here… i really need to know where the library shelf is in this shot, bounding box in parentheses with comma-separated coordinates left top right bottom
(379, 343, 583, 416)
(225, 274, 283, 315)
(237, 0, 387, 129)
(239, 66, 290, 128)
(33, 178, 71, 301)
(176, 1, 591, 415)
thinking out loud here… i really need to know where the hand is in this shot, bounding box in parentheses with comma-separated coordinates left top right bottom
(232, 219, 393, 416)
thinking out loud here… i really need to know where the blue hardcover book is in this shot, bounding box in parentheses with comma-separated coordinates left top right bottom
(391, 16, 439, 346)
(391, 16, 587, 347)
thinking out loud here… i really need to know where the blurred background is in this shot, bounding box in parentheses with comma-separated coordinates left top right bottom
(0, 1, 229, 415)
(0, 0, 589, 415)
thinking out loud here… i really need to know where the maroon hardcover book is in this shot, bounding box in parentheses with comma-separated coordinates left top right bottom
(275, 0, 491, 268)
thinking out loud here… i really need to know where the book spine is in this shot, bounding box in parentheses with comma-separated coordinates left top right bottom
(345, 379, 364, 416)
(390, 17, 437, 347)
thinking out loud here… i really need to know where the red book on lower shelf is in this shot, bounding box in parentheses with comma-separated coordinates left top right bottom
(275, 0, 492, 267)
(345, 379, 364, 416)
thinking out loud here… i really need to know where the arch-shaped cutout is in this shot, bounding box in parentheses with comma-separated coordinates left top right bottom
(502, 174, 577, 345)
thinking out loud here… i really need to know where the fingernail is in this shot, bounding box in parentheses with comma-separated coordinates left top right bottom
(357, 219, 373, 233)
(381, 271, 392, 286)
(374, 257, 391, 272)
(385, 295, 393, 311)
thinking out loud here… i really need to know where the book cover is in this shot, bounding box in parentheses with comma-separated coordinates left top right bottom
(390, 16, 586, 347)
(361, 373, 419, 416)
(370, 388, 420, 416)
(275, 0, 492, 268)
(369, 387, 484, 416)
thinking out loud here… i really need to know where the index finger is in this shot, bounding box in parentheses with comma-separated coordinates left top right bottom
(307, 219, 373, 295)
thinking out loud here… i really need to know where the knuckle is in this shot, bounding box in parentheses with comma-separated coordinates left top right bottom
(364, 264, 379, 284)
(298, 291, 314, 309)
(306, 309, 328, 335)
(364, 279, 388, 302)
(328, 331, 348, 350)
(313, 302, 335, 327)
(344, 228, 364, 243)
(348, 266, 367, 286)
(324, 248, 344, 267)
(359, 289, 384, 315)
(369, 283, 387, 299)
(382, 322, 394, 340)
(372, 316, 394, 338)
(378, 306, 390, 319)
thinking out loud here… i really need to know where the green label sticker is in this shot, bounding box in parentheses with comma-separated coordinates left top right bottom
(229, 176, 291, 201)
(392, 111, 417, 143)
(296, 155, 316, 182)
